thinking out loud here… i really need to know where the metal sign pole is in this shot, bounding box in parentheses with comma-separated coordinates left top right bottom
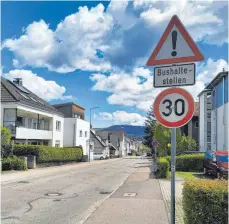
(171, 128, 176, 224)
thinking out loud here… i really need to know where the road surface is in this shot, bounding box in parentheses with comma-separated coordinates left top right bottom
(1, 157, 148, 224)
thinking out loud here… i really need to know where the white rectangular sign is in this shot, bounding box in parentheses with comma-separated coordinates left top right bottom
(154, 63, 195, 88)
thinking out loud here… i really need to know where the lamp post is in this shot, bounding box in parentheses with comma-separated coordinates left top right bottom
(89, 106, 100, 161)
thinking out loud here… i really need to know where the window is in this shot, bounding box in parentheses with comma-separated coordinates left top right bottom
(85, 131, 87, 137)
(44, 120, 49, 130)
(16, 116, 25, 127)
(19, 92, 29, 99)
(195, 121, 199, 128)
(79, 130, 82, 137)
(55, 140, 60, 147)
(56, 121, 61, 131)
(3, 109, 16, 134)
(30, 97, 38, 102)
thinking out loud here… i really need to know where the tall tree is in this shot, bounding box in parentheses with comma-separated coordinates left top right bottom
(143, 105, 156, 148)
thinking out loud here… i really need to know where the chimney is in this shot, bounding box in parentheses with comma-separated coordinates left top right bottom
(13, 78, 23, 86)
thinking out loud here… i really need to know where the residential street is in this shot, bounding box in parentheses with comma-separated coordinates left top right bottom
(1, 157, 167, 224)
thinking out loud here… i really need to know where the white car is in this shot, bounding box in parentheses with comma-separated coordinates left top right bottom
(93, 152, 107, 160)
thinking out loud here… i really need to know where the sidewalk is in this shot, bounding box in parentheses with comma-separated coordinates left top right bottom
(84, 163, 169, 224)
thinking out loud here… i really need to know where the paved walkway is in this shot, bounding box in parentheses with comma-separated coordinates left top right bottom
(159, 179, 184, 224)
(84, 161, 169, 224)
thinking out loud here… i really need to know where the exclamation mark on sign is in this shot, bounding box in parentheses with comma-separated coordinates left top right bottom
(171, 31, 177, 57)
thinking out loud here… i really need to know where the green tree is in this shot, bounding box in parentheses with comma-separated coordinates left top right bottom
(153, 123, 196, 156)
(1, 126, 11, 146)
(143, 105, 156, 148)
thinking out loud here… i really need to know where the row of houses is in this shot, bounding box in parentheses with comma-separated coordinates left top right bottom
(179, 71, 228, 152)
(1, 77, 141, 159)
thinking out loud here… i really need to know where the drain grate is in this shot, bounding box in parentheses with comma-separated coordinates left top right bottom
(100, 191, 112, 195)
(17, 181, 29, 184)
(45, 193, 62, 197)
(123, 193, 137, 197)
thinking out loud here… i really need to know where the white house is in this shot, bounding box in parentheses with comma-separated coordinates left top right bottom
(198, 71, 228, 152)
(52, 103, 90, 156)
(1, 78, 64, 147)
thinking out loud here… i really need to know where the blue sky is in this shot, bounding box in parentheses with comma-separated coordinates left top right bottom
(1, 1, 228, 128)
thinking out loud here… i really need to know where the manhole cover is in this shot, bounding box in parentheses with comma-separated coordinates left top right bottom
(123, 193, 137, 197)
(17, 181, 29, 184)
(100, 191, 112, 195)
(45, 193, 62, 196)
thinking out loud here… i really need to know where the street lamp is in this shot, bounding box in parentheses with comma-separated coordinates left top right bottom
(89, 106, 100, 162)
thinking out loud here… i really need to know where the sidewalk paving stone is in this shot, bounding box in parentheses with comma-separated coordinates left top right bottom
(159, 179, 184, 224)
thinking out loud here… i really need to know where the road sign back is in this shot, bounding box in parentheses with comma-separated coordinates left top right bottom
(147, 15, 204, 66)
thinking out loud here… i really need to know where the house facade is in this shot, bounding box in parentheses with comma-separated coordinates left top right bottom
(198, 71, 228, 152)
(180, 102, 199, 145)
(1, 78, 64, 147)
(53, 103, 90, 156)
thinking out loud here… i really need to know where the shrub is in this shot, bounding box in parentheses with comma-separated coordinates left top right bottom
(13, 145, 83, 163)
(13, 144, 40, 156)
(183, 180, 228, 224)
(1, 126, 11, 146)
(155, 157, 169, 178)
(38, 146, 83, 163)
(165, 154, 204, 172)
(1, 144, 14, 158)
(2, 157, 27, 171)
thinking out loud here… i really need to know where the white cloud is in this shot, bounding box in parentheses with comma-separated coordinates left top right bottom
(3, 4, 112, 73)
(91, 58, 228, 111)
(95, 111, 146, 126)
(2, 1, 227, 72)
(139, 0, 227, 44)
(3, 69, 73, 101)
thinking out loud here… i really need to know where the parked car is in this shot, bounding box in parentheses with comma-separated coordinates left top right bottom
(203, 151, 228, 179)
(93, 152, 107, 160)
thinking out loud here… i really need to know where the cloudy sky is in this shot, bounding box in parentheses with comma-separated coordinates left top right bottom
(1, 0, 228, 127)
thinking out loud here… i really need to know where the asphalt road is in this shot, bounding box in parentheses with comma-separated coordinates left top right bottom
(1, 157, 147, 224)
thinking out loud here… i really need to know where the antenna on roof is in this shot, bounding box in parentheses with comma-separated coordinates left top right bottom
(222, 68, 225, 72)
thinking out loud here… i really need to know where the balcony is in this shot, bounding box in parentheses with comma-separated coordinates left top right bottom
(16, 127, 52, 140)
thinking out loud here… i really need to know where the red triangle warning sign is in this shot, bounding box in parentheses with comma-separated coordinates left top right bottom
(146, 15, 204, 66)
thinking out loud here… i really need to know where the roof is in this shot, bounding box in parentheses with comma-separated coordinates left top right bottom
(1, 77, 64, 116)
(90, 129, 107, 147)
(52, 102, 85, 110)
(205, 71, 228, 90)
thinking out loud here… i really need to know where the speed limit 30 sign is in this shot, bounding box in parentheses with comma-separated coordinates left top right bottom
(153, 88, 194, 128)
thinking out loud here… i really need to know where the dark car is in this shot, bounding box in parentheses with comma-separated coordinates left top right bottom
(203, 151, 228, 179)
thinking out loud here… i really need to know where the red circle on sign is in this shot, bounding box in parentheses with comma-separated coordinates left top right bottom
(154, 88, 194, 128)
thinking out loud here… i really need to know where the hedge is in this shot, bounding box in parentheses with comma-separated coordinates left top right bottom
(155, 157, 169, 178)
(13, 145, 83, 163)
(183, 180, 228, 224)
(2, 157, 27, 171)
(165, 154, 204, 172)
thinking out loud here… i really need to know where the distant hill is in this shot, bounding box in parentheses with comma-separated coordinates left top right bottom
(98, 125, 145, 137)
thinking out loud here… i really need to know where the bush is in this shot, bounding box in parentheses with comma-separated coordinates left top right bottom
(38, 146, 83, 163)
(13, 145, 40, 156)
(155, 157, 169, 178)
(1, 144, 14, 158)
(2, 157, 27, 171)
(183, 180, 228, 224)
(13, 145, 83, 163)
(1, 126, 11, 146)
(165, 154, 204, 172)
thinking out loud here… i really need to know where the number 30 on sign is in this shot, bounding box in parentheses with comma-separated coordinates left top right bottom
(153, 88, 194, 128)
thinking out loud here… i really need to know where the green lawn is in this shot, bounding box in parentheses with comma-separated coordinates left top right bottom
(168, 171, 202, 180)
